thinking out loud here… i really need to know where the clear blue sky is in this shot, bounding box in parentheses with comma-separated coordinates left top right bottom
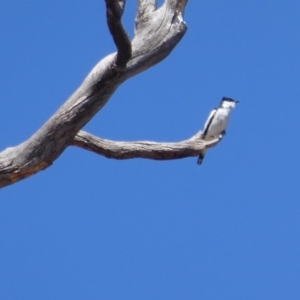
(1, 1, 300, 299)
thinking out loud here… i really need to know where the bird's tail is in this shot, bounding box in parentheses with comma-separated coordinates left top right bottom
(197, 154, 204, 165)
(197, 149, 207, 165)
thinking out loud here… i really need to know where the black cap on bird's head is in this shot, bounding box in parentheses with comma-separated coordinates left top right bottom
(220, 97, 239, 109)
(221, 97, 239, 103)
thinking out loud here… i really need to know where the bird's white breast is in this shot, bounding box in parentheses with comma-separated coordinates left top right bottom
(205, 108, 230, 140)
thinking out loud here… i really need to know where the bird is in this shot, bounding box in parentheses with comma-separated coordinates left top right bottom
(197, 97, 239, 165)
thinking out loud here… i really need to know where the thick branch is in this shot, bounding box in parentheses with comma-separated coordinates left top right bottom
(71, 130, 219, 160)
(105, 0, 131, 66)
(0, 0, 188, 188)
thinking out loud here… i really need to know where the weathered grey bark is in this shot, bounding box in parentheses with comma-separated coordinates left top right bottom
(0, 0, 219, 188)
(72, 131, 219, 160)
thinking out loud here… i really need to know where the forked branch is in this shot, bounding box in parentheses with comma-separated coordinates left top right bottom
(0, 0, 206, 189)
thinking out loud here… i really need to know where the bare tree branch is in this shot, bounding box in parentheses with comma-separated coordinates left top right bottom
(0, 0, 189, 188)
(72, 130, 220, 160)
(105, 0, 131, 66)
(172, 0, 188, 23)
(136, 0, 157, 21)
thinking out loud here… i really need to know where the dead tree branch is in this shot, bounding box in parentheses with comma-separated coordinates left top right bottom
(105, 0, 131, 66)
(0, 0, 203, 188)
(72, 131, 219, 160)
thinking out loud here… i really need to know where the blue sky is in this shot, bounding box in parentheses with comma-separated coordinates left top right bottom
(1, 1, 300, 299)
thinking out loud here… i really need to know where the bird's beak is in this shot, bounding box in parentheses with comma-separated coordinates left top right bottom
(235, 100, 240, 103)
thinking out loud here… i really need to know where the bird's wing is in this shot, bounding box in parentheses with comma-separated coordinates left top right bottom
(202, 109, 217, 138)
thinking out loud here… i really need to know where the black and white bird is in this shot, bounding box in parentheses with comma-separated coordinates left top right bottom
(197, 97, 239, 165)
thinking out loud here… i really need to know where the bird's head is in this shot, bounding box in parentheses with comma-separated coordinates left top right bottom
(220, 97, 239, 109)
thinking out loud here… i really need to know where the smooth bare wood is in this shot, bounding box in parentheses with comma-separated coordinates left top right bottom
(72, 131, 220, 160)
(0, 0, 206, 188)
